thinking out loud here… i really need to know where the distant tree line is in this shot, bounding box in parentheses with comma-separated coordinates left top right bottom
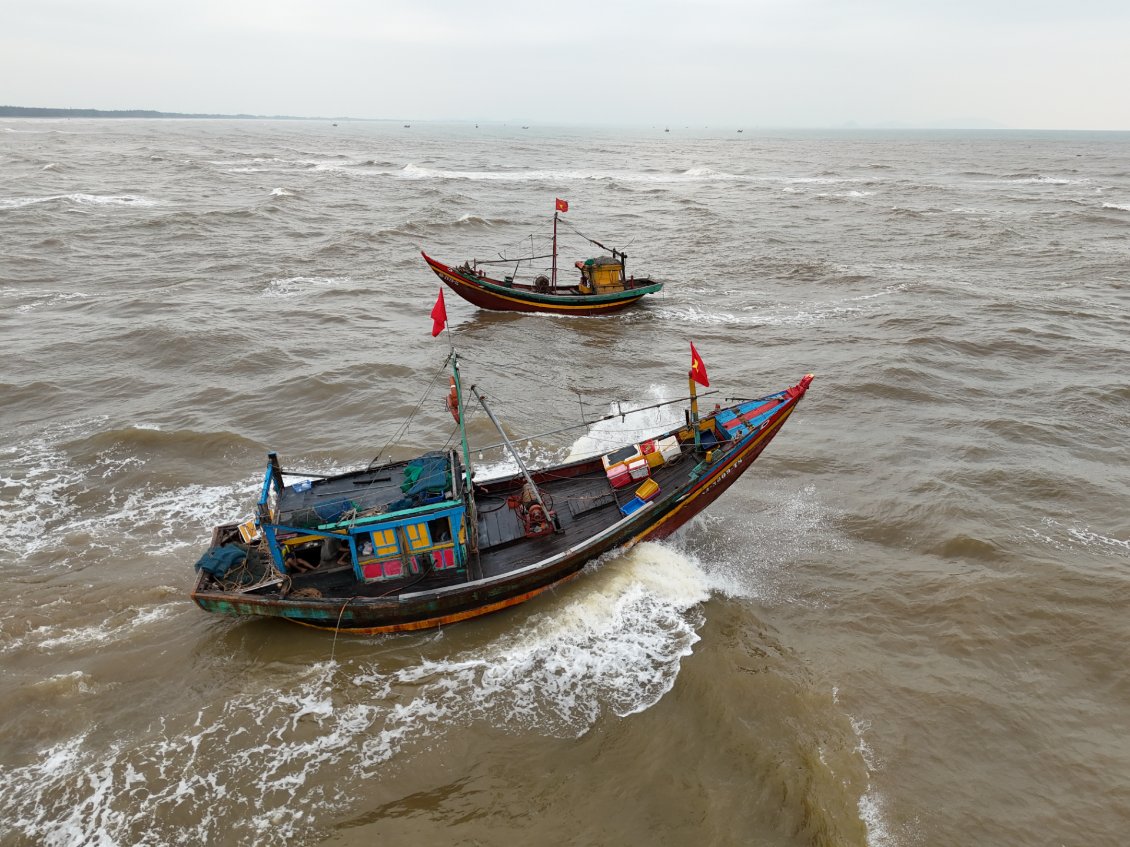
(0, 106, 309, 119)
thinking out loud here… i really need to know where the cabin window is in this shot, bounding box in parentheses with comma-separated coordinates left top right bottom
(357, 514, 460, 581)
(370, 528, 399, 558)
(359, 528, 403, 581)
(428, 517, 452, 543)
(404, 522, 431, 551)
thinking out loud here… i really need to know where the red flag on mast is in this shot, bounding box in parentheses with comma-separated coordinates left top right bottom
(555, 198, 569, 213)
(430, 288, 447, 337)
(689, 343, 710, 387)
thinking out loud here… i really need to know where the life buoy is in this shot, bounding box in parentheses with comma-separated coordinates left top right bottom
(445, 377, 460, 424)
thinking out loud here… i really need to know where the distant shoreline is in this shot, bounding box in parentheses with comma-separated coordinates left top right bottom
(2, 107, 1125, 132)
(0, 106, 344, 120)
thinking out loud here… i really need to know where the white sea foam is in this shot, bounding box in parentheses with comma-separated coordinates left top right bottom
(0, 544, 710, 845)
(0, 193, 158, 210)
(658, 301, 863, 328)
(681, 482, 843, 604)
(31, 604, 179, 652)
(850, 713, 900, 847)
(1065, 525, 1129, 552)
(992, 175, 1091, 186)
(563, 386, 684, 462)
(1025, 518, 1130, 557)
(656, 305, 744, 326)
(208, 157, 290, 166)
(0, 417, 257, 561)
(0, 418, 105, 557)
(0, 127, 78, 134)
(782, 175, 869, 185)
(34, 671, 94, 696)
(261, 276, 350, 297)
(1100, 202, 1130, 212)
(14, 291, 90, 313)
(270, 187, 295, 196)
(396, 163, 753, 184)
(350, 541, 709, 742)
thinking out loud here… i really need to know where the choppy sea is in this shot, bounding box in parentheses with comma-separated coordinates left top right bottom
(1, 118, 1128, 846)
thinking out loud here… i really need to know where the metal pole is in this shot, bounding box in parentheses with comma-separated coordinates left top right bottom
(470, 386, 549, 514)
(551, 212, 558, 290)
(688, 372, 701, 450)
(450, 353, 478, 551)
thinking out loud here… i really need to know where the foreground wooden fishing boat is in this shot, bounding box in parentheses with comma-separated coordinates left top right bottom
(421, 199, 664, 315)
(191, 354, 813, 633)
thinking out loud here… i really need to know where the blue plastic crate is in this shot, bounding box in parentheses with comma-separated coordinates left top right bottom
(620, 496, 647, 516)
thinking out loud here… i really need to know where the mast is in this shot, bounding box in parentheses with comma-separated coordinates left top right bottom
(471, 386, 553, 519)
(450, 352, 479, 550)
(551, 211, 558, 291)
(688, 371, 702, 451)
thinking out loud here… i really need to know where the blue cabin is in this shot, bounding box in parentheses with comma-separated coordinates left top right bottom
(253, 450, 469, 582)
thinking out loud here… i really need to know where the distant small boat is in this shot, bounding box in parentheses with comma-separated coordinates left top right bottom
(403, 124, 411, 128)
(190, 350, 814, 633)
(422, 201, 664, 315)
(665, 127, 670, 132)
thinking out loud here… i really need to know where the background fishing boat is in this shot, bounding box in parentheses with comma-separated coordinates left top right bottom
(422, 199, 664, 314)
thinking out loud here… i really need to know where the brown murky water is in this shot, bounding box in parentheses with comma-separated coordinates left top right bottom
(1, 119, 1128, 845)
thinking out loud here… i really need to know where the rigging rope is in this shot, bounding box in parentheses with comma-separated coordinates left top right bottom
(365, 360, 451, 471)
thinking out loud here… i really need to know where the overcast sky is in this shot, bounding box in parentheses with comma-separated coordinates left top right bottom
(3, 0, 1128, 129)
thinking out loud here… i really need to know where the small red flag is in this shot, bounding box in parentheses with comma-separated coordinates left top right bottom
(430, 288, 447, 337)
(689, 342, 710, 387)
(555, 198, 569, 213)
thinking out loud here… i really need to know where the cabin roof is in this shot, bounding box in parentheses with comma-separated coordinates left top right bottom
(276, 451, 460, 529)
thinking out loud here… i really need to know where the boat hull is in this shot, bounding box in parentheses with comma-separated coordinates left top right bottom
(422, 252, 662, 315)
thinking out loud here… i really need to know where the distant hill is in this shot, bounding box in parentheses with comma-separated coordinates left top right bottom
(0, 106, 324, 120)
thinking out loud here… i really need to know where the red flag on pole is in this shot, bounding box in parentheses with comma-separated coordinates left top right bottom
(689, 342, 710, 387)
(430, 288, 447, 337)
(555, 198, 569, 213)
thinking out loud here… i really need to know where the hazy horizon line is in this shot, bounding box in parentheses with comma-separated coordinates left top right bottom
(2, 105, 1127, 133)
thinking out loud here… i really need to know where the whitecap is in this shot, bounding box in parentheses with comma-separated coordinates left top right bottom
(0, 193, 157, 210)
(261, 276, 350, 297)
(395, 163, 754, 184)
(14, 291, 90, 313)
